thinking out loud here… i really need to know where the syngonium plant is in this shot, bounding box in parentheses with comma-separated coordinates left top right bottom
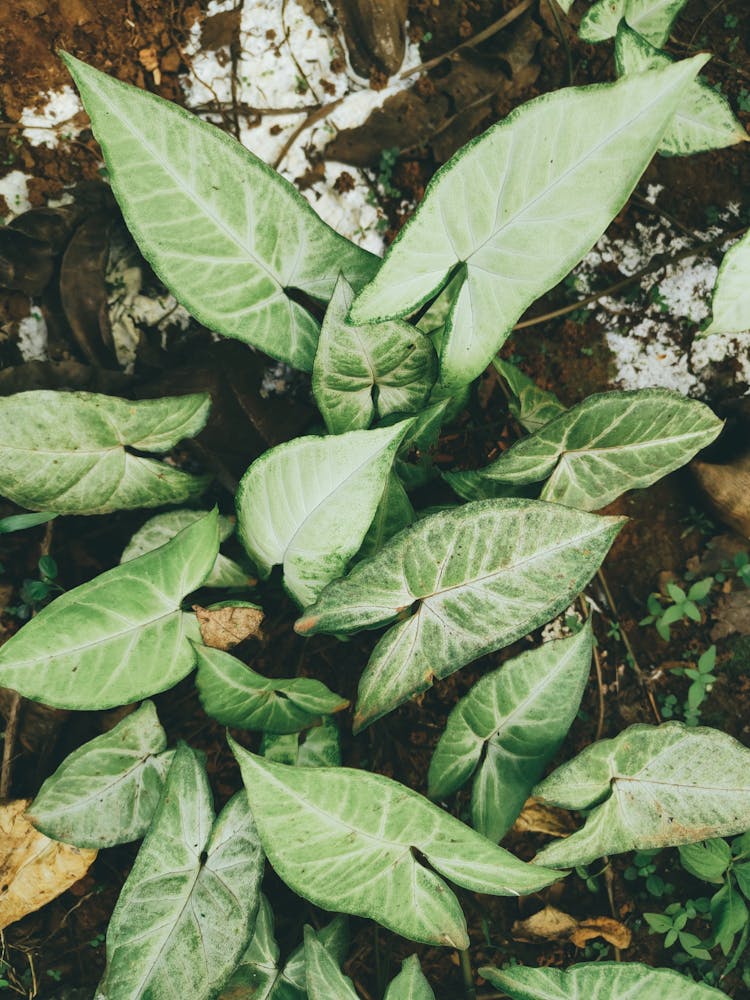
(0, 4, 747, 996)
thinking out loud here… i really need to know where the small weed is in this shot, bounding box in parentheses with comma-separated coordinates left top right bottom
(640, 578, 713, 641)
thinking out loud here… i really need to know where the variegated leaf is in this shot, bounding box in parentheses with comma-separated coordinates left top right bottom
(579, 0, 689, 45)
(304, 927, 358, 1000)
(260, 718, 342, 768)
(384, 956, 436, 1000)
(705, 230, 750, 336)
(493, 359, 565, 433)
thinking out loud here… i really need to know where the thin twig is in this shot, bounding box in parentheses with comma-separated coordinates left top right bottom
(512, 225, 749, 331)
(0, 694, 21, 800)
(272, 96, 345, 170)
(228, 0, 246, 140)
(400, 0, 536, 78)
(603, 858, 622, 962)
(546, 0, 573, 85)
(578, 595, 605, 740)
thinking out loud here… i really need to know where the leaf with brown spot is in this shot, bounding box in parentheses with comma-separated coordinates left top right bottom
(0, 799, 97, 930)
(195, 602, 264, 651)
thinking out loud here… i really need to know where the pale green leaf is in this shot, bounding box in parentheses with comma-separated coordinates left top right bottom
(260, 717, 342, 767)
(442, 471, 533, 503)
(475, 389, 722, 511)
(219, 895, 279, 1000)
(428, 626, 592, 842)
(236, 420, 412, 606)
(534, 722, 750, 868)
(384, 956, 436, 1000)
(0, 510, 219, 709)
(0, 511, 57, 534)
(479, 962, 730, 999)
(278, 915, 350, 999)
(580, 0, 688, 45)
(195, 644, 348, 732)
(122, 509, 251, 588)
(312, 274, 436, 434)
(296, 500, 623, 730)
(358, 472, 414, 560)
(349, 57, 706, 389)
(62, 54, 378, 372)
(0, 390, 210, 514)
(98, 744, 264, 1000)
(615, 26, 748, 155)
(493, 359, 566, 433)
(230, 741, 562, 949)
(394, 399, 451, 491)
(27, 701, 171, 848)
(304, 928, 358, 1000)
(705, 230, 750, 335)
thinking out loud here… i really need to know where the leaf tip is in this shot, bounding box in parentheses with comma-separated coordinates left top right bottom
(294, 615, 317, 635)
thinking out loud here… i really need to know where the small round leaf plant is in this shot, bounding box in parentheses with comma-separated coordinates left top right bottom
(0, 4, 748, 996)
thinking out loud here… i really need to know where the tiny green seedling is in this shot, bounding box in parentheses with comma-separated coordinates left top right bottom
(640, 577, 714, 640)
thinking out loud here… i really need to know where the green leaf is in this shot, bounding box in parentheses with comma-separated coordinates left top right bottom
(0, 510, 219, 709)
(733, 862, 750, 900)
(442, 471, 533, 503)
(480, 962, 730, 999)
(236, 420, 412, 606)
(349, 56, 706, 389)
(62, 54, 377, 372)
(358, 472, 414, 560)
(195, 644, 348, 732)
(474, 389, 722, 511)
(0, 390, 210, 515)
(0, 511, 57, 534)
(312, 274, 437, 434)
(678, 839, 732, 883)
(122, 509, 250, 588)
(296, 499, 623, 731)
(534, 723, 750, 868)
(218, 894, 279, 1000)
(428, 626, 592, 842)
(394, 399, 452, 491)
(260, 718, 342, 767)
(493, 359, 566, 433)
(710, 881, 748, 952)
(230, 741, 562, 948)
(304, 927, 358, 1000)
(98, 744, 264, 1000)
(278, 915, 350, 999)
(615, 26, 748, 156)
(580, 0, 689, 45)
(27, 701, 172, 848)
(384, 956, 436, 1000)
(705, 231, 750, 336)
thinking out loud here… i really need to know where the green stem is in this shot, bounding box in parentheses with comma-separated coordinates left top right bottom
(459, 948, 477, 1000)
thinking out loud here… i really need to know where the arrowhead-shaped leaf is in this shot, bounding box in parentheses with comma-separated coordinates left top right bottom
(230, 741, 562, 948)
(0, 510, 219, 709)
(195, 644, 348, 732)
(358, 472, 414, 559)
(312, 274, 437, 434)
(615, 26, 748, 155)
(579, 0, 689, 45)
(260, 718, 342, 767)
(236, 420, 412, 606)
(218, 895, 279, 1000)
(62, 54, 377, 372)
(705, 230, 750, 335)
(27, 701, 172, 848)
(122, 509, 250, 588)
(384, 956, 436, 1000)
(98, 744, 264, 1000)
(296, 500, 623, 730)
(393, 399, 452, 491)
(0, 390, 210, 514)
(304, 927, 358, 1000)
(349, 57, 706, 389)
(534, 723, 750, 868)
(479, 961, 730, 999)
(428, 626, 592, 842)
(475, 389, 722, 511)
(493, 360, 565, 433)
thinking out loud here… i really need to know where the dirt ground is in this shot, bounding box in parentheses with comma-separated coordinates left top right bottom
(1, 1, 750, 997)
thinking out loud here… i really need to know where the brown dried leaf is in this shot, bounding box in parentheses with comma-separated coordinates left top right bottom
(692, 454, 750, 541)
(0, 799, 96, 930)
(512, 797, 577, 838)
(512, 906, 631, 949)
(195, 604, 264, 651)
(711, 591, 750, 641)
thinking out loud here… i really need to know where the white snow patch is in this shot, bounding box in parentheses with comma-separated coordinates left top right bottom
(16, 310, 48, 362)
(573, 210, 750, 396)
(181, 0, 421, 252)
(0, 170, 31, 220)
(19, 86, 84, 147)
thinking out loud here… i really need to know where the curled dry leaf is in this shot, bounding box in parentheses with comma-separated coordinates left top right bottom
(511, 905, 631, 950)
(0, 799, 97, 930)
(512, 798, 578, 839)
(195, 604, 265, 651)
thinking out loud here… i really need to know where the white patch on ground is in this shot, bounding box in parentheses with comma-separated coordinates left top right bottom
(106, 233, 192, 371)
(0, 170, 31, 220)
(16, 310, 48, 362)
(19, 86, 84, 147)
(573, 206, 750, 396)
(181, 0, 421, 252)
